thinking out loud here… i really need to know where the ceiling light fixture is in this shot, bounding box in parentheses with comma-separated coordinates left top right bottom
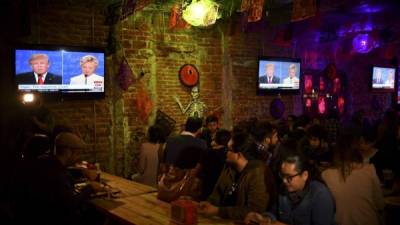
(182, 0, 220, 27)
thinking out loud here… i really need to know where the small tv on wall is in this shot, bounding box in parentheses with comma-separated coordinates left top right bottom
(397, 68, 400, 106)
(371, 66, 396, 92)
(257, 56, 301, 95)
(14, 45, 106, 99)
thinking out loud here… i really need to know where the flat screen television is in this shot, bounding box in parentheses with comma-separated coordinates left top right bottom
(371, 66, 396, 92)
(257, 57, 301, 95)
(14, 45, 105, 99)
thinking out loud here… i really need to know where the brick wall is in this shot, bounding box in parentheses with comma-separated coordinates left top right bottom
(14, 2, 297, 177)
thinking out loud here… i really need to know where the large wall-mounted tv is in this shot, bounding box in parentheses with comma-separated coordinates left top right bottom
(257, 57, 301, 95)
(371, 66, 396, 93)
(14, 45, 105, 99)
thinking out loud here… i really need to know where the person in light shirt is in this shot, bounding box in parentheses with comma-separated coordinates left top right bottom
(373, 69, 384, 84)
(385, 69, 395, 88)
(283, 64, 299, 86)
(70, 55, 104, 91)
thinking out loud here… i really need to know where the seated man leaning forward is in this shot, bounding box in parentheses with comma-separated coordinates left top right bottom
(245, 141, 335, 225)
(15, 132, 105, 225)
(199, 128, 268, 220)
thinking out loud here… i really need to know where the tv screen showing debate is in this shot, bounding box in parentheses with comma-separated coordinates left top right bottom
(371, 66, 395, 91)
(258, 58, 301, 91)
(15, 48, 105, 94)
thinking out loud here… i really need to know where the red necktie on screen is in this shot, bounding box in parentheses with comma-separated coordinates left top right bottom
(268, 77, 272, 83)
(38, 74, 44, 85)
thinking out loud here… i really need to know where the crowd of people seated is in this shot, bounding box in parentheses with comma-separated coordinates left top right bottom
(7, 106, 400, 225)
(138, 110, 400, 225)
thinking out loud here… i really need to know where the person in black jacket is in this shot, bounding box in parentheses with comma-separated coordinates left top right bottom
(199, 129, 231, 200)
(164, 117, 207, 169)
(200, 115, 220, 148)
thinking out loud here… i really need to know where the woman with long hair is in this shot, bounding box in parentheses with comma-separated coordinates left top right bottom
(322, 127, 384, 225)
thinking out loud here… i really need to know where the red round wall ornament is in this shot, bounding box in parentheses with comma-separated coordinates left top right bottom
(178, 64, 199, 87)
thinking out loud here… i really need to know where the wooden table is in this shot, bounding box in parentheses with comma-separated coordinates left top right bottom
(100, 172, 157, 197)
(92, 193, 236, 225)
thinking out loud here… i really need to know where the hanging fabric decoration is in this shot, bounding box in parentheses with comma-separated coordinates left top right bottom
(239, 0, 251, 12)
(239, 0, 264, 22)
(169, 4, 191, 30)
(118, 57, 135, 91)
(291, 0, 316, 22)
(136, 84, 153, 122)
(248, 0, 264, 22)
(121, 0, 136, 20)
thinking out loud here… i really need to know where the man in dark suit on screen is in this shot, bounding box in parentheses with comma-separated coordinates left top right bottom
(16, 54, 62, 85)
(259, 63, 280, 84)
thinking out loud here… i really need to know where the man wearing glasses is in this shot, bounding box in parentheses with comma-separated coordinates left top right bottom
(245, 143, 335, 225)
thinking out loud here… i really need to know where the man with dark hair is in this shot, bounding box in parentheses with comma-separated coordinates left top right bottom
(184, 116, 204, 133)
(163, 117, 207, 169)
(200, 115, 219, 147)
(299, 124, 332, 166)
(148, 125, 166, 143)
(245, 143, 335, 225)
(199, 128, 268, 220)
(251, 121, 279, 164)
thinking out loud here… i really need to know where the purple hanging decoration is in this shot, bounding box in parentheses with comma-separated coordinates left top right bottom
(270, 98, 285, 119)
(121, 0, 136, 20)
(118, 57, 135, 91)
(352, 33, 376, 53)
